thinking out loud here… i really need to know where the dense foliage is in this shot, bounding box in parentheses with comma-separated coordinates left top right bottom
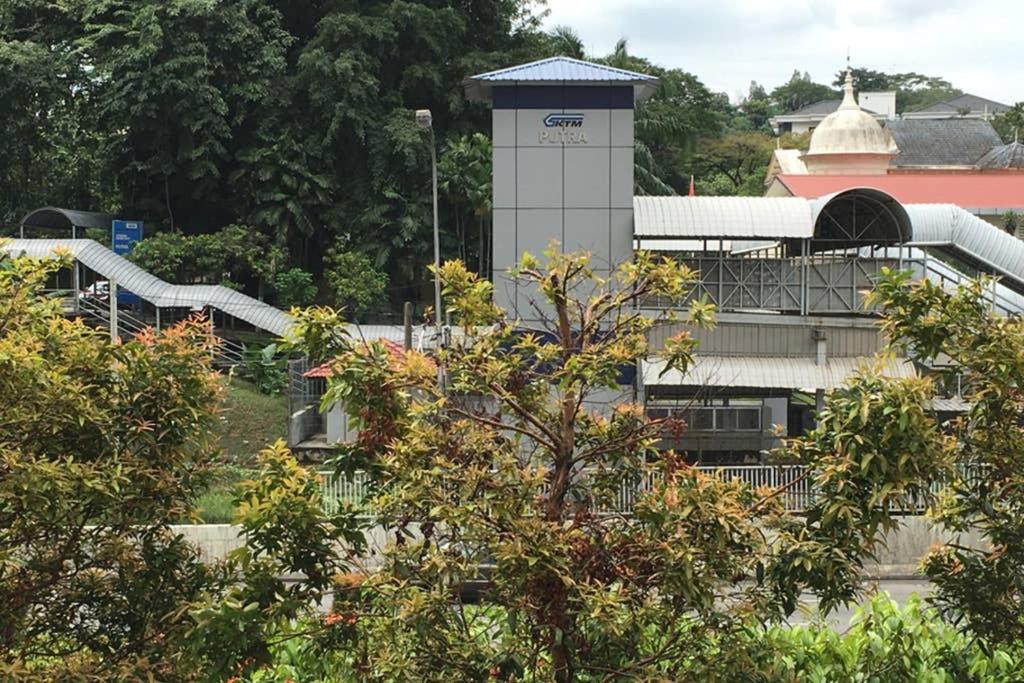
(236, 595, 1023, 682)
(867, 272, 1024, 647)
(0, 248, 222, 678)
(6, 242, 1024, 679)
(289, 249, 949, 680)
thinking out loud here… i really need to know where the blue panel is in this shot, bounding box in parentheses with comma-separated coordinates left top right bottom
(511, 86, 564, 109)
(493, 85, 635, 110)
(111, 219, 143, 305)
(609, 86, 634, 109)
(492, 86, 517, 109)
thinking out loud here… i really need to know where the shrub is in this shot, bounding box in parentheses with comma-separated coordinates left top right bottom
(241, 343, 287, 395)
(273, 267, 318, 308)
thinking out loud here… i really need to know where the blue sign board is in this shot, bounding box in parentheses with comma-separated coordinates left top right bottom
(111, 220, 143, 304)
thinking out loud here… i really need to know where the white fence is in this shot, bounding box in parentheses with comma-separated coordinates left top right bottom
(321, 465, 819, 515)
(320, 464, 985, 516)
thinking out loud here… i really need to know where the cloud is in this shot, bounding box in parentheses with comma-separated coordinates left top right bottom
(543, 0, 1024, 104)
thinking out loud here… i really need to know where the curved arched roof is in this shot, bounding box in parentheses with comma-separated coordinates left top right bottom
(811, 188, 913, 243)
(21, 207, 114, 230)
(634, 188, 912, 242)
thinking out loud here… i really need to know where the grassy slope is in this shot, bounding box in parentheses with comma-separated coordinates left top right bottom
(216, 376, 288, 460)
(195, 377, 288, 523)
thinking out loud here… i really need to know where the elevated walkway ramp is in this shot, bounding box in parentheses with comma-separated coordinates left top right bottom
(4, 239, 294, 336)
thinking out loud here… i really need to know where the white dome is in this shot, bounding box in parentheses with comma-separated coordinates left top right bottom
(806, 72, 893, 157)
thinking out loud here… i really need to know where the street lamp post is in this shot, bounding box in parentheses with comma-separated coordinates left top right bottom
(416, 108, 444, 390)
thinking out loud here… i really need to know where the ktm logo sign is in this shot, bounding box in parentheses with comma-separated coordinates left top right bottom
(543, 113, 584, 127)
(539, 113, 588, 144)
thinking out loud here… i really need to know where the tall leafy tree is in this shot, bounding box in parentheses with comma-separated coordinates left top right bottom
(598, 39, 732, 195)
(771, 70, 837, 112)
(78, 0, 292, 231)
(833, 67, 961, 114)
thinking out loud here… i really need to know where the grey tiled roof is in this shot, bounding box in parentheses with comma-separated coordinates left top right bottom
(908, 93, 1010, 116)
(976, 141, 1024, 169)
(886, 119, 1003, 166)
(776, 98, 880, 118)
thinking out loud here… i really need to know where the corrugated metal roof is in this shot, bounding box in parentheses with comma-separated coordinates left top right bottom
(904, 205, 1024, 289)
(932, 396, 970, 412)
(470, 57, 656, 83)
(465, 57, 659, 103)
(633, 196, 814, 239)
(643, 355, 916, 391)
(21, 207, 114, 230)
(4, 239, 295, 336)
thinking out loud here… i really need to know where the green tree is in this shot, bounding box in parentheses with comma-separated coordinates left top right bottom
(129, 225, 284, 294)
(273, 267, 318, 308)
(771, 70, 838, 113)
(598, 39, 732, 195)
(0, 247, 222, 678)
(78, 0, 292, 230)
(324, 248, 389, 321)
(300, 248, 947, 681)
(833, 67, 961, 114)
(737, 80, 776, 132)
(992, 102, 1024, 144)
(863, 271, 1024, 646)
(693, 131, 775, 195)
(439, 132, 492, 273)
(545, 25, 585, 59)
(0, 2, 113, 227)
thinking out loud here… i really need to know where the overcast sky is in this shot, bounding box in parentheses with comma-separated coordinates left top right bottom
(542, 0, 1024, 105)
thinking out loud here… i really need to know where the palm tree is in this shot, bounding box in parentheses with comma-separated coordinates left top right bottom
(546, 26, 585, 59)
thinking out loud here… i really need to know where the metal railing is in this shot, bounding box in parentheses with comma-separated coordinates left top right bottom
(319, 463, 980, 516)
(645, 405, 763, 432)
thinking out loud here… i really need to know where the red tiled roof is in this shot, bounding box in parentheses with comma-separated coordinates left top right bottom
(776, 173, 1024, 210)
(303, 339, 433, 378)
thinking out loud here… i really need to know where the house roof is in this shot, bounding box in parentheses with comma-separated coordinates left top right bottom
(906, 93, 1010, 117)
(465, 56, 659, 102)
(976, 141, 1024, 169)
(304, 339, 436, 378)
(886, 119, 1003, 166)
(642, 355, 915, 391)
(772, 98, 881, 120)
(774, 174, 1024, 212)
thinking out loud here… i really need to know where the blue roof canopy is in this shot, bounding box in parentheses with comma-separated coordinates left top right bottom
(466, 56, 658, 103)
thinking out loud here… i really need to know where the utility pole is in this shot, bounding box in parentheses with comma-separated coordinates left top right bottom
(415, 108, 445, 392)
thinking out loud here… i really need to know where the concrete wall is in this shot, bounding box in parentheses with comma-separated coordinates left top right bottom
(491, 86, 635, 319)
(867, 516, 986, 578)
(174, 517, 983, 580)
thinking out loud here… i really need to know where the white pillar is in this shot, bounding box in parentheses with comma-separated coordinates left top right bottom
(109, 279, 119, 341)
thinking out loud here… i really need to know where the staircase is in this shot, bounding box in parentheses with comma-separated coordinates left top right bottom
(74, 297, 246, 368)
